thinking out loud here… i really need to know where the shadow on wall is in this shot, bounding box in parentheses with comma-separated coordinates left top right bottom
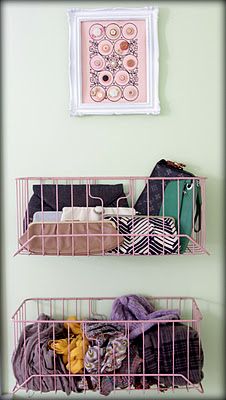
(205, 176, 224, 249)
(158, 7, 170, 116)
(195, 298, 224, 400)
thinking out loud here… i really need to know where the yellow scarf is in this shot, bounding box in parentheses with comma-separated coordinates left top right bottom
(49, 316, 89, 374)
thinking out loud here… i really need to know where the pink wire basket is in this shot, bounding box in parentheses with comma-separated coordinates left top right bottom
(11, 296, 204, 395)
(14, 176, 208, 256)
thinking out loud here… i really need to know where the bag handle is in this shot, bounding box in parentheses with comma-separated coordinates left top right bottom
(166, 160, 186, 170)
(194, 184, 202, 232)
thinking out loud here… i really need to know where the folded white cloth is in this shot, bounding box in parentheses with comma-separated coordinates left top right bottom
(33, 211, 63, 222)
(61, 206, 136, 222)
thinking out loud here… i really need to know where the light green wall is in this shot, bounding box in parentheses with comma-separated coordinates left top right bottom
(2, 1, 224, 398)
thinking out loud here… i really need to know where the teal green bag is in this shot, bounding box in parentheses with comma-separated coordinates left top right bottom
(159, 179, 202, 253)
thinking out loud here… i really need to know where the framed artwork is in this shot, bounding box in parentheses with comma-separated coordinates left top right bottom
(68, 7, 160, 116)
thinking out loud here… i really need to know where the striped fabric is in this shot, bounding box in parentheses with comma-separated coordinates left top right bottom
(105, 216, 180, 255)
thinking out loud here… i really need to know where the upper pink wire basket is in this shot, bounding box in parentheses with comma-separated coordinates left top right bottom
(14, 176, 208, 256)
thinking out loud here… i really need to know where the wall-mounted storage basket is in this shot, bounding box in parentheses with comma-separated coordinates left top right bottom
(14, 176, 208, 256)
(12, 296, 204, 396)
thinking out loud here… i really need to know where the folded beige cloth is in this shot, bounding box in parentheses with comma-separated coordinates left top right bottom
(19, 221, 123, 255)
(61, 206, 136, 222)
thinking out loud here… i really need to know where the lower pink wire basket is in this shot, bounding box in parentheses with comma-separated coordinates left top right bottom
(11, 296, 204, 396)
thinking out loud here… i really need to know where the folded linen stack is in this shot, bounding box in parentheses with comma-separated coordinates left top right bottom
(61, 206, 137, 222)
(32, 207, 136, 223)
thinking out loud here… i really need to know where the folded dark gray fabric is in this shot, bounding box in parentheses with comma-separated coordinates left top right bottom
(23, 184, 129, 231)
(12, 314, 84, 394)
(134, 322, 204, 388)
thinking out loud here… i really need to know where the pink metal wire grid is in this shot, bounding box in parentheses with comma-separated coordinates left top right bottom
(14, 176, 208, 256)
(11, 296, 204, 395)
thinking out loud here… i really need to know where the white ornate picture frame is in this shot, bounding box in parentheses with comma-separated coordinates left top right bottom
(68, 7, 160, 116)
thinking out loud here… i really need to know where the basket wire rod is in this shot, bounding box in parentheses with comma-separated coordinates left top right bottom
(187, 323, 190, 386)
(13, 296, 202, 310)
(116, 192, 120, 255)
(172, 321, 175, 391)
(12, 296, 201, 310)
(116, 195, 121, 255)
(25, 179, 29, 251)
(184, 236, 209, 255)
(37, 322, 41, 393)
(70, 181, 75, 256)
(113, 335, 116, 393)
(192, 299, 194, 330)
(202, 179, 206, 250)
(177, 179, 180, 255)
(86, 181, 90, 256)
(98, 338, 101, 392)
(127, 322, 131, 392)
(40, 181, 44, 255)
(200, 179, 205, 247)
(198, 318, 201, 383)
(157, 322, 160, 391)
(192, 181, 195, 254)
(88, 299, 91, 319)
(13, 318, 16, 350)
(146, 178, 151, 256)
(162, 177, 165, 255)
(23, 181, 28, 250)
(16, 175, 207, 181)
(62, 299, 65, 320)
(199, 179, 202, 248)
(55, 180, 60, 256)
(117, 180, 132, 255)
(76, 299, 78, 318)
(22, 181, 26, 249)
(179, 298, 182, 317)
(131, 179, 135, 256)
(37, 299, 40, 316)
(199, 382, 204, 393)
(20, 305, 24, 344)
(142, 322, 145, 392)
(16, 231, 184, 239)
(17, 303, 20, 341)
(14, 317, 198, 325)
(22, 321, 28, 392)
(67, 324, 71, 393)
(82, 321, 86, 395)
(50, 299, 53, 319)
(18, 306, 21, 344)
(16, 180, 20, 249)
(13, 230, 192, 255)
(87, 183, 105, 255)
(24, 300, 27, 326)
